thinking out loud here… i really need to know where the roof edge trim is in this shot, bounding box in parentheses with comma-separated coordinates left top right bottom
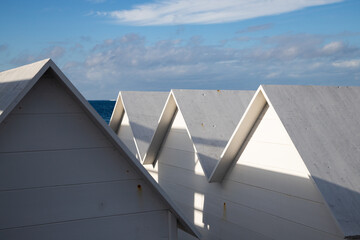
(209, 86, 267, 182)
(0, 59, 52, 125)
(109, 92, 124, 132)
(143, 91, 177, 164)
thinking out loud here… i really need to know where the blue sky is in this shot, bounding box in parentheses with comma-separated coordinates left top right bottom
(0, 0, 359, 99)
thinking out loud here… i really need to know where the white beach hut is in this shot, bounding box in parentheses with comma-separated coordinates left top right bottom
(142, 89, 256, 239)
(210, 85, 360, 239)
(109, 91, 168, 161)
(0, 59, 199, 239)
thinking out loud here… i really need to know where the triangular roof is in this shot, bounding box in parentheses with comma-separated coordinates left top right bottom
(109, 91, 168, 160)
(0, 59, 199, 238)
(0, 59, 50, 122)
(144, 89, 255, 180)
(218, 85, 360, 238)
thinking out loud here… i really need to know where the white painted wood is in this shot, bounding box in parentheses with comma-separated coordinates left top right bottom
(120, 91, 168, 160)
(261, 85, 360, 237)
(178, 228, 198, 240)
(156, 162, 344, 240)
(158, 147, 198, 172)
(0, 63, 200, 239)
(145, 109, 343, 239)
(172, 89, 254, 178)
(144, 161, 160, 182)
(0, 210, 170, 240)
(157, 161, 341, 235)
(0, 148, 140, 191)
(224, 161, 322, 202)
(164, 130, 195, 153)
(144, 93, 177, 164)
(211, 90, 267, 182)
(10, 76, 83, 114)
(0, 179, 166, 230)
(154, 111, 200, 174)
(116, 111, 139, 159)
(109, 92, 124, 132)
(0, 59, 50, 121)
(0, 113, 111, 152)
(169, 211, 178, 240)
(234, 140, 310, 177)
(0, 70, 113, 153)
(163, 187, 273, 240)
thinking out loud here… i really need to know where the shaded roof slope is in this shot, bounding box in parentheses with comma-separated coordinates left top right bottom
(120, 91, 168, 160)
(0, 59, 199, 238)
(172, 89, 255, 178)
(262, 85, 360, 238)
(0, 59, 50, 120)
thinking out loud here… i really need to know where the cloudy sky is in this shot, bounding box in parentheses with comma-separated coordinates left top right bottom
(0, 0, 359, 99)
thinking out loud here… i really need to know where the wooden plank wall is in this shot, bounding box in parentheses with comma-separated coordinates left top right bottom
(116, 111, 163, 183)
(144, 106, 344, 240)
(116, 111, 139, 160)
(0, 76, 174, 239)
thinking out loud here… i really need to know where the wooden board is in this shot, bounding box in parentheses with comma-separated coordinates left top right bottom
(0, 113, 111, 152)
(0, 179, 166, 230)
(0, 210, 170, 240)
(147, 107, 344, 239)
(262, 85, 360, 237)
(0, 147, 139, 191)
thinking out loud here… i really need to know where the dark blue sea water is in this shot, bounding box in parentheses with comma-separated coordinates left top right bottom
(88, 100, 116, 124)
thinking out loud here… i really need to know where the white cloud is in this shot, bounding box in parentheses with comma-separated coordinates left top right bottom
(265, 72, 281, 79)
(59, 33, 360, 99)
(98, 0, 343, 26)
(321, 41, 344, 54)
(11, 46, 66, 65)
(332, 59, 360, 68)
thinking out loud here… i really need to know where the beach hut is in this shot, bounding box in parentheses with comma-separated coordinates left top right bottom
(0, 59, 199, 239)
(142, 89, 256, 239)
(210, 85, 360, 239)
(109, 91, 168, 162)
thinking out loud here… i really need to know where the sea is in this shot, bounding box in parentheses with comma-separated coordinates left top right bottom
(88, 100, 116, 124)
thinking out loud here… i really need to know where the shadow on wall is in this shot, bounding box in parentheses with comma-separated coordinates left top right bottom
(113, 109, 360, 239)
(151, 120, 359, 239)
(128, 121, 157, 144)
(160, 158, 360, 239)
(191, 136, 228, 149)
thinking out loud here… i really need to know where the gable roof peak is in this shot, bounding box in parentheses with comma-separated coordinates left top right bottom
(144, 89, 255, 180)
(0, 60, 200, 238)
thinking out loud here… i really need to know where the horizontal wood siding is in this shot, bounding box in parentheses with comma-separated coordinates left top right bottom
(146, 109, 343, 239)
(0, 179, 166, 230)
(0, 210, 170, 240)
(0, 113, 110, 152)
(10, 76, 84, 114)
(0, 75, 172, 239)
(0, 148, 139, 191)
